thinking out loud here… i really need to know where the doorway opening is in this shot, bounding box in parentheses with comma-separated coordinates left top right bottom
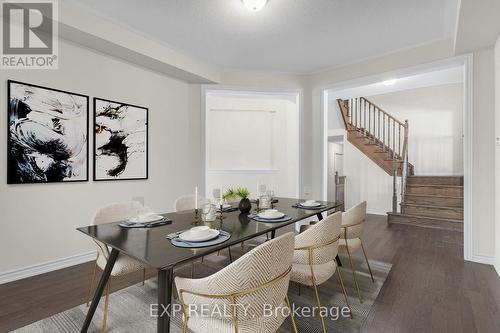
(321, 55, 472, 261)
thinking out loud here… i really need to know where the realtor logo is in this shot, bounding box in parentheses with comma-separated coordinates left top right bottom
(1, 0, 58, 69)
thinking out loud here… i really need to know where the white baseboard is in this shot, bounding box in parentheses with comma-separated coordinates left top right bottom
(469, 254, 496, 266)
(495, 263, 500, 278)
(367, 210, 387, 216)
(0, 250, 97, 285)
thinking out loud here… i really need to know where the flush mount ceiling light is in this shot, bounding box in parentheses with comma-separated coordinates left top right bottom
(382, 79, 398, 86)
(242, 0, 268, 12)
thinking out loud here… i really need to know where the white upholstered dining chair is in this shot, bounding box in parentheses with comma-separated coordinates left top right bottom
(86, 201, 149, 333)
(338, 201, 374, 303)
(174, 195, 204, 212)
(175, 232, 297, 333)
(290, 211, 352, 333)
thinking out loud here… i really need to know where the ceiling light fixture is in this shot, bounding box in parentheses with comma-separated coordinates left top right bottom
(242, 0, 268, 12)
(382, 79, 397, 86)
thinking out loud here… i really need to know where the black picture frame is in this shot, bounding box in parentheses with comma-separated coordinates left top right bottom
(93, 97, 149, 181)
(7, 80, 89, 184)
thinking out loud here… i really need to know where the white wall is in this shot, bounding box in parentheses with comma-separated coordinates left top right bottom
(205, 93, 299, 199)
(343, 141, 393, 215)
(471, 48, 496, 259)
(368, 84, 464, 175)
(0, 39, 202, 274)
(494, 36, 500, 274)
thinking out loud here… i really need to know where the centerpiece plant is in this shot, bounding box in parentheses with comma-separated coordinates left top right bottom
(223, 187, 252, 213)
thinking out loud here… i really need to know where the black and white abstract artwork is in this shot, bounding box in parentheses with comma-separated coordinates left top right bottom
(7, 80, 89, 184)
(94, 98, 148, 181)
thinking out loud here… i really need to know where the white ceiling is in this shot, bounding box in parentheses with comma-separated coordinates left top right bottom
(70, 0, 459, 74)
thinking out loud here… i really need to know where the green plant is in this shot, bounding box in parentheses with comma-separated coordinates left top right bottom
(223, 187, 251, 201)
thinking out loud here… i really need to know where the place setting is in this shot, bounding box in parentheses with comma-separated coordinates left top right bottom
(168, 225, 231, 248)
(118, 212, 171, 228)
(249, 208, 293, 223)
(292, 199, 326, 210)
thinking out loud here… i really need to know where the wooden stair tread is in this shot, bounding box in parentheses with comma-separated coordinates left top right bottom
(405, 193, 463, 199)
(406, 184, 463, 188)
(400, 203, 463, 211)
(408, 175, 463, 178)
(387, 212, 463, 224)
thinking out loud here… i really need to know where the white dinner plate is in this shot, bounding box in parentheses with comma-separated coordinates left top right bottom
(179, 229, 220, 242)
(258, 211, 285, 219)
(299, 201, 322, 207)
(128, 214, 164, 223)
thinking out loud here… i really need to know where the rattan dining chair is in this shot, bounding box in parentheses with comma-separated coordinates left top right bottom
(175, 232, 297, 333)
(290, 211, 352, 333)
(86, 201, 149, 333)
(338, 201, 374, 303)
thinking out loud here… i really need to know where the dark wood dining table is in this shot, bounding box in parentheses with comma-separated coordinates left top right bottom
(77, 197, 342, 333)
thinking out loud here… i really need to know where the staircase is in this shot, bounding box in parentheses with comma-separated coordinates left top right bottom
(337, 97, 413, 176)
(388, 176, 463, 232)
(337, 97, 463, 232)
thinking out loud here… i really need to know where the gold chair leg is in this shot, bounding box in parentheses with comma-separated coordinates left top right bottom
(336, 267, 353, 318)
(312, 281, 327, 333)
(345, 245, 363, 303)
(86, 254, 99, 307)
(360, 241, 375, 283)
(182, 318, 188, 333)
(102, 279, 111, 333)
(286, 296, 298, 333)
(310, 267, 327, 333)
(142, 268, 146, 286)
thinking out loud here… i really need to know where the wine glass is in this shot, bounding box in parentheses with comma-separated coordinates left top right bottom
(212, 188, 221, 205)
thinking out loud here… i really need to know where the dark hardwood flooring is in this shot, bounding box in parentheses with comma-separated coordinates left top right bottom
(1, 215, 499, 333)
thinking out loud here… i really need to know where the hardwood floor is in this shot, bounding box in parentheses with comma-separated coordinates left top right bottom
(1, 215, 499, 333)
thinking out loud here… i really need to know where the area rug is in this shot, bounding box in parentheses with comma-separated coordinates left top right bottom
(14, 244, 391, 333)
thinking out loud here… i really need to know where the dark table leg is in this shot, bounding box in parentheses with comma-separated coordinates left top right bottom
(316, 211, 343, 267)
(158, 267, 174, 333)
(270, 229, 276, 239)
(81, 248, 119, 333)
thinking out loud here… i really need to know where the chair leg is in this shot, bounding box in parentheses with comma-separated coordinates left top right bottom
(190, 262, 195, 279)
(102, 278, 111, 333)
(286, 296, 298, 333)
(360, 241, 375, 283)
(142, 268, 146, 286)
(86, 254, 99, 307)
(345, 245, 363, 303)
(228, 247, 233, 263)
(309, 267, 327, 333)
(311, 281, 327, 333)
(336, 267, 353, 318)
